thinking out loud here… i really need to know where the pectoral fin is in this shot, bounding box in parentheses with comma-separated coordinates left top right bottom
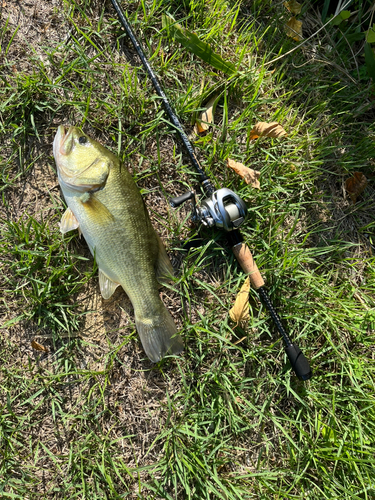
(79, 193, 114, 224)
(99, 269, 120, 299)
(155, 233, 174, 284)
(60, 208, 79, 234)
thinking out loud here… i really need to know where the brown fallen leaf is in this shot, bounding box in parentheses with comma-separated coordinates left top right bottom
(345, 172, 367, 203)
(229, 277, 250, 326)
(227, 158, 260, 189)
(286, 17, 303, 41)
(284, 0, 302, 15)
(31, 339, 49, 353)
(249, 121, 287, 141)
(194, 94, 217, 134)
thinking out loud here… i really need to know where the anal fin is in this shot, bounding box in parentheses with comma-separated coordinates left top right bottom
(99, 269, 120, 299)
(60, 208, 79, 234)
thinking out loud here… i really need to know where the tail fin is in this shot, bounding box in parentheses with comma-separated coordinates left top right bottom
(135, 305, 183, 363)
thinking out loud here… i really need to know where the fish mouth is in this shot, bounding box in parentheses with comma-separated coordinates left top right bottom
(59, 125, 74, 156)
(53, 124, 75, 160)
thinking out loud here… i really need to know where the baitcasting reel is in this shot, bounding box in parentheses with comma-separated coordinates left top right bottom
(170, 188, 248, 232)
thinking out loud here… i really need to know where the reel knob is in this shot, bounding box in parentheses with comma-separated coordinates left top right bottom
(169, 191, 195, 208)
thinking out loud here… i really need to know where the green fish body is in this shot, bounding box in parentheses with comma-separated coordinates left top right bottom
(53, 125, 183, 362)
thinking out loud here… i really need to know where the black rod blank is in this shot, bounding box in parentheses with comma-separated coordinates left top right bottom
(110, 0, 213, 191)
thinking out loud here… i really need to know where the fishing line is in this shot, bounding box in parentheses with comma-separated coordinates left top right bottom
(109, 0, 312, 380)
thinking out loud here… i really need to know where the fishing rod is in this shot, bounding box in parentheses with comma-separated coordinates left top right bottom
(109, 0, 312, 380)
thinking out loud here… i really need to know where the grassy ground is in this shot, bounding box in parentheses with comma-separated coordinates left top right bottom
(1, 0, 375, 498)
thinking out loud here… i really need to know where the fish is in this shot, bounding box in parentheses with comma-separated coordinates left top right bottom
(53, 125, 183, 362)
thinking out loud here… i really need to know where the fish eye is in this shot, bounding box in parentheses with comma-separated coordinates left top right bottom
(78, 136, 87, 144)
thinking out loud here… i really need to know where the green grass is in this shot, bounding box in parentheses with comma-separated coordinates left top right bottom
(1, 0, 375, 498)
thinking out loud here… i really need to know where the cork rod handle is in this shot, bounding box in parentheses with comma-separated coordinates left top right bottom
(232, 242, 265, 289)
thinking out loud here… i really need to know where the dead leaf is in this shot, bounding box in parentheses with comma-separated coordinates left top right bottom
(194, 94, 217, 134)
(31, 339, 49, 352)
(284, 0, 302, 14)
(345, 172, 367, 203)
(227, 158, 260, 189)
(229, 277, 250, 326)
(249, 121, 287, 140)
(286, 17, 303, 41)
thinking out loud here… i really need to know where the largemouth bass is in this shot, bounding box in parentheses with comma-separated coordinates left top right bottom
(53, 125, 183, 362)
